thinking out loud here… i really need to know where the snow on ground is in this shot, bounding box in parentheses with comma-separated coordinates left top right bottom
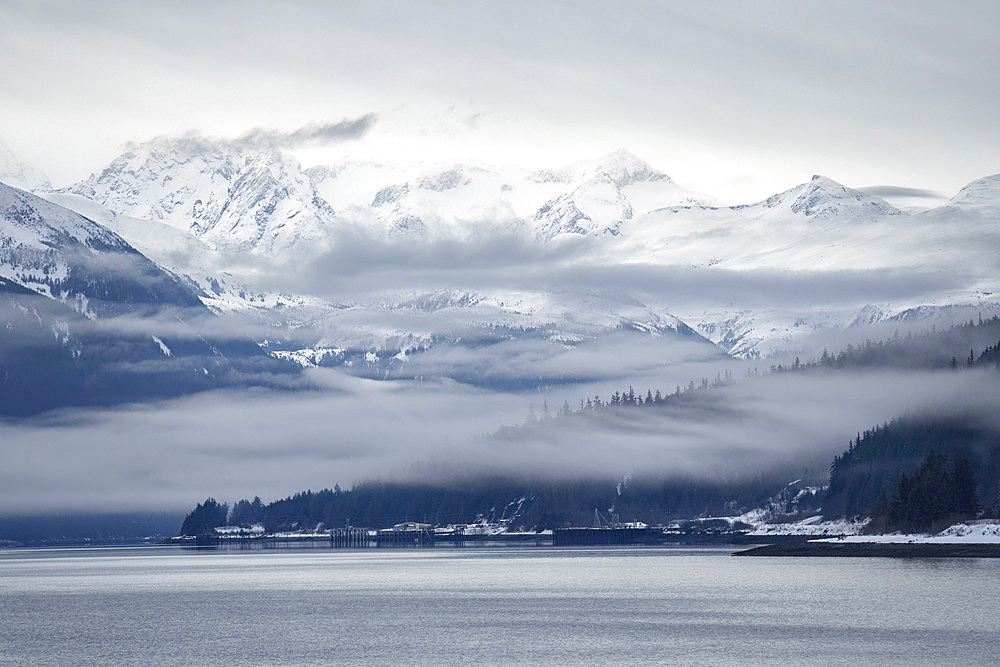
(812, 522, 1000, 544)
(748, 516, 869, 537)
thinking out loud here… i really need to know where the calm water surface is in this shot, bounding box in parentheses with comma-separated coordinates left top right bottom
(1, 545, 998, 665)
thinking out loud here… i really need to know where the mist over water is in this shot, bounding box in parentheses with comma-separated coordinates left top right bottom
(3, 363, 997, 514)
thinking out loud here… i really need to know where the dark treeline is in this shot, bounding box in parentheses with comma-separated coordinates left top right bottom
(496, 372, 737, 440)
(184, 480, 609, 535)
(824, 415, 1000, 523)
(882, 451, 980, 533)
(179, 469, 819, 536)
(770, 315, 1000, 373)
(180, 498, 229, 536)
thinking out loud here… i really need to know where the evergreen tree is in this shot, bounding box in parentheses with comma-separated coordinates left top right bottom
(871, 489, 890, 518)
(951, 457, 979, 515)
(886, 451, 979, 533)
(180, 498, 229, 536)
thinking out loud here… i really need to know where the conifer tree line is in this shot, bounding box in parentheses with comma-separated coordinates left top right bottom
(824, 416, 1000, 526)
(525, 371, 736, 422)
(524, 316, 999, 431)
(769, 315, 1000, 373)
(179, 498, 229, 536)
(880, 451, 979, 533)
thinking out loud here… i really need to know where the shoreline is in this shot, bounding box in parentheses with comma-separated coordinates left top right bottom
(733, 540, 1000, 558)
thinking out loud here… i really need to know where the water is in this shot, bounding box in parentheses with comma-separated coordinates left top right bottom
(2, 545, 998, 665)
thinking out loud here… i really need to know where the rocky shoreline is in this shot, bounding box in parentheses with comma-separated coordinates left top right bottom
(733, 540, 1000, 558)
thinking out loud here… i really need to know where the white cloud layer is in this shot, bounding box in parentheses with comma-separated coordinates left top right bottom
(2, 366, 997, 514)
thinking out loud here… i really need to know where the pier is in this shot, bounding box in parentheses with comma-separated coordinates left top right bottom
(552, 527, 666, 546)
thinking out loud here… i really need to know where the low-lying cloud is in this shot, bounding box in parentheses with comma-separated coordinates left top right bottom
(860, 185, 944, 200)
(277, 222, 971, 311)
(2, 366, 997, 515)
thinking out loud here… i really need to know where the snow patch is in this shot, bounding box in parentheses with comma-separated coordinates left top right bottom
(812, 521, 1000, 544)
(151, 335, 172, 357)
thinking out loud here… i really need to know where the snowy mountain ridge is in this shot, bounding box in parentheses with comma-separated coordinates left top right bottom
(945, 173, 1000, 209)
(754, 174, 903, 219)
(0, 182, 203, 316)
(70, 138, 715, 248)
(26, 137, 1000, 362)
(66, 136, 337, 256)
(0, 141, 50, 193)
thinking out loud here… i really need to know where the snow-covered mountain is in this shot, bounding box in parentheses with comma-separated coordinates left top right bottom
(532, 149, 713, 240)
(747, 174, 903, 220)
(46, 138, 1000, 365)
(0, 141, 50, 192)
(0, 182, 202, 316)
(66, 136, 337, 256)
(66, 141, 710, 248)
(0, 182, 296, 414)
(605, 172, 999, 357)
(307, 148, 713, 240)
(942, 173, 1000, 211)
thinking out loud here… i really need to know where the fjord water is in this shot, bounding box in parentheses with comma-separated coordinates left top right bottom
(2, 546, 998, 665)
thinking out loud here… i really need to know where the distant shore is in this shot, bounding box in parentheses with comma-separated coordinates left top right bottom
(733, 541, 1000, 558)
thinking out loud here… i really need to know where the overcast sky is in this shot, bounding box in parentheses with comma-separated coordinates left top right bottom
(1, 0, 997, 203)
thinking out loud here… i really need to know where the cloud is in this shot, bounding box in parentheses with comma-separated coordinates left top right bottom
(2, 365, 998, 515)
(290, 228, 967, 309)
(859, 185, 944, 200)
(235, 114, 377, 150)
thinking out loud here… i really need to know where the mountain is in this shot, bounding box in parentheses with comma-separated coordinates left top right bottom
(306, 160, 415, 212)
(260, 287, 725, 390)
(746, 174, 903, 220)
(309, 149, 713, 240)
(0, 141, 50, 192)
(54, 138, 1000, 364)
(942, 173, 1000, 211)
(0, 182, 202, 315)
(65, 136, 337, 255)
(58, 142, 727, 378)
(533, 149, 712, 240)
(364, 162, 530, 238)
(0, 183, 296, 415)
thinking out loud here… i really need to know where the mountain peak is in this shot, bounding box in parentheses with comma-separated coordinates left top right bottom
(0, 140, 51, 192)
(758, 175, 903, 219)
(947, 173, 1000, 208)
(66, 134, 335, 255)
(599, 147, 648, 168)
(579, 149, 672, 187)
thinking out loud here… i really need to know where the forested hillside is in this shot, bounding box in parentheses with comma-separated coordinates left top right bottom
(823, 416, 1000, 522)
(770, 315, 1000, 372)
(180, 469, 826, 536)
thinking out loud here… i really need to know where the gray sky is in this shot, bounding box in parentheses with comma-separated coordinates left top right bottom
(1, 0, 997, 202)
